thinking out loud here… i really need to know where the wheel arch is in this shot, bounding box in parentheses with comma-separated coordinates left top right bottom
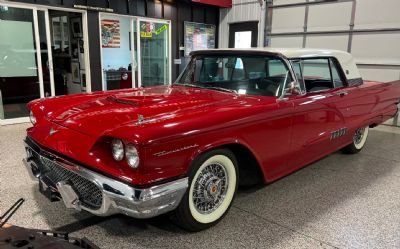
(187, 140, 266, 186)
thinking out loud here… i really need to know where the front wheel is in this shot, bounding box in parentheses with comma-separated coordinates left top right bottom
(342, 126, 369, 154)
(173, 148, 238, 231)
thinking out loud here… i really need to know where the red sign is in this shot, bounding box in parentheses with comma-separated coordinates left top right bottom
(192, 0, 232, 8)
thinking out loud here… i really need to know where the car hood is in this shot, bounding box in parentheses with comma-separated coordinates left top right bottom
(49, 85, 254, 138)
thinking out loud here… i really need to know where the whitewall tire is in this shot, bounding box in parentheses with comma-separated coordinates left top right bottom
(342, 126, 369, 154)
(173, 148, 238, 231)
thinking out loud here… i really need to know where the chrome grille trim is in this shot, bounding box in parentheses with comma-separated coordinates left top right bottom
(29, 148, 103, 209)
(41, 156, 103, 209)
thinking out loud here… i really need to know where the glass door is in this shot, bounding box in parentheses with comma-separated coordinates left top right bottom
(137, 19, 171, 87)
(0, 5, 42, 121)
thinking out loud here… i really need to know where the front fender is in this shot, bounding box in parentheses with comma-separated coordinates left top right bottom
(184, 137, 265, 180)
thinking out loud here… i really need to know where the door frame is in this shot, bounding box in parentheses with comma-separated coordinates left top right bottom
(98, 12, 138, 90)
(0, 0, 91, 125)
(136, 17, 172, 87)
(0, 1, 41, 125)
(228, 21, 259, 48)
(98, 14, 172, 90)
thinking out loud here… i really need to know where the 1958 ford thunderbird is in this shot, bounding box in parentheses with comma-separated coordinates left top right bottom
(24, 48, 400, 231)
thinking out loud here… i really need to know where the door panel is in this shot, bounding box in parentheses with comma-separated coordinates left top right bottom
(287, 90, 346, 169)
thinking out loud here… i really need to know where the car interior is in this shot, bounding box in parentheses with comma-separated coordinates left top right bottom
(182, 56, 344, 97)
(194, 56, 291, 97)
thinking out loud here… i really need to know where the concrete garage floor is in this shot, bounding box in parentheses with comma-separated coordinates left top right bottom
(1, 124, 400, 249)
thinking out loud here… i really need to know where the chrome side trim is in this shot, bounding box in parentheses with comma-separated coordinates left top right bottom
(23, 141, 188, 219)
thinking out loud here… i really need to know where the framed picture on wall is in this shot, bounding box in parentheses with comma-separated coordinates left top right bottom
(71, 62, 80, 83)
(81, 71, 86, 91)
(71, 39, 79, 59)
(184, 21, 216, 57)
(71, 17, 82, 38)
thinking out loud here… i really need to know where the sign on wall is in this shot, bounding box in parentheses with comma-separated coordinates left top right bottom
(184, 22, 216, 57)
(101, 19, 120, 48)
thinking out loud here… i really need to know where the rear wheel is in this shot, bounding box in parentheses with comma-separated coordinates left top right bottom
(342, 126, 369, 154)
(173, 148, 238, 231)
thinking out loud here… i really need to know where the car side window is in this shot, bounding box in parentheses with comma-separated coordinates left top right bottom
(329, 59, 344, 88)
(295, 58, 345, 93)
(291, 60, 306, 93)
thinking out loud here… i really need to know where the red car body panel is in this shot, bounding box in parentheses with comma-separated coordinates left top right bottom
(27, 79, 400, 187)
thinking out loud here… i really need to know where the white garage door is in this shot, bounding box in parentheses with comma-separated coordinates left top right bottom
(268, 0, 400, 126)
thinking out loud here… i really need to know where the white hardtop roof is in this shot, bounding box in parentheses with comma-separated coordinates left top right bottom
(197, 47, 361, 81)
(204, 47, 351, 60)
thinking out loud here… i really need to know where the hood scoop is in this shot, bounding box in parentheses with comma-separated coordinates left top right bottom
(108, 92, 177, 107)
(106, 96, 139, 107)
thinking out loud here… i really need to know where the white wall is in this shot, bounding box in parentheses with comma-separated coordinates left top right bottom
(219, 0, 266, 48)
(269, 0, 400, 83)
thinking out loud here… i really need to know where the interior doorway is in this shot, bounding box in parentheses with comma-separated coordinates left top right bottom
(228, 21, 259, 48)
(48, 10, 87, 96)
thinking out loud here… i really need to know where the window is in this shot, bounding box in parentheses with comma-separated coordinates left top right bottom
(291, 60, 306, 93)
(302, 59, 331, 81)
(330, 59, 344, 88)
(292, 58, 345, 93)
(176, 55, 293, 97)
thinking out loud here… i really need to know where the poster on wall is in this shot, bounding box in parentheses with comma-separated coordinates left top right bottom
(140, 22, 168, 38)
(101, 19, 120, 48)
(184, 22, 216, 57)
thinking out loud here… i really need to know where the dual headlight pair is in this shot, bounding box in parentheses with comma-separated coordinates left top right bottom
(111, 139, 139, 169)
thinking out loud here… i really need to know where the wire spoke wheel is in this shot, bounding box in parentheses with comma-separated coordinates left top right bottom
(353, 127, 366, 145)
(353, 126, 369, 150)
(192, 162, 228, 214)
(342, 126, 369, 154)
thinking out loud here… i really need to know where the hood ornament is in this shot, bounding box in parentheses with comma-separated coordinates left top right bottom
(137, 114, 145, 125)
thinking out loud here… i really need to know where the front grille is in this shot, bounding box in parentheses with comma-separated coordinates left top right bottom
(28, 146, 103, 210)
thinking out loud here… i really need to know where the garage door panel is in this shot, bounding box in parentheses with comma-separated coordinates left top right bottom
(271, 7, 305, 33)
(307, 2, 352, 32)
(358, 66, 400, 82)
(306, 34, 349, 51)
(354, 0, 400, 29)
(352, 33, 400, 64)
(270, 36, 303, 48)
(273, 0, 307, 5)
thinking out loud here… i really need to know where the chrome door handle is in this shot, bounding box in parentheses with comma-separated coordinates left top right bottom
(336, 91, 348, 97)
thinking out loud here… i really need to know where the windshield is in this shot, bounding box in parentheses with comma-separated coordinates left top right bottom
(175, 55, 293, 97)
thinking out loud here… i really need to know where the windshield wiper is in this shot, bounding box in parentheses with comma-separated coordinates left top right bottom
(174, 83, 237, 94)
(173, 83, 206, 89)
(204, 86, 238, 94)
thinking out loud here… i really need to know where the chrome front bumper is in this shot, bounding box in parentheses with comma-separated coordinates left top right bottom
(23, 140, 188, 219)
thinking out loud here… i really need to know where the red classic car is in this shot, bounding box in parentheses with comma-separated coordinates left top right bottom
(24, 48, 400, 231)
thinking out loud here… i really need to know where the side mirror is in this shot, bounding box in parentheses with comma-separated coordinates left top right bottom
(286, 81, 301, 95)
(278, 81, 301, 101)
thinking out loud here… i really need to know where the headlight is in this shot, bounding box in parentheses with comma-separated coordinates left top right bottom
(111, 139, 124, 161)
(29, 111, 36, 125)
(125, 144, 139, 168)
